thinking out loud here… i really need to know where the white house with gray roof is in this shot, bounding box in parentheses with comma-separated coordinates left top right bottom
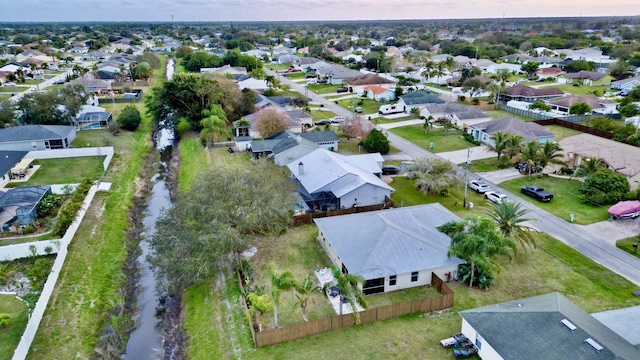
(0, 125, 76, 151)
(460, 292, 640, 360)
(397, 91, 448, 113)
(467, 117, 555, 146)
(287, 148, 392, 212)
(314, 203, 465, 295)
(422, 103, 492, 128)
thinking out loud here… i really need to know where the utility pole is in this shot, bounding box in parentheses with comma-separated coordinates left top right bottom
(463, 147, 471, 208)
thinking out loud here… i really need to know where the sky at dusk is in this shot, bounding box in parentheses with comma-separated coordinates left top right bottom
(0, 0, 638, 22)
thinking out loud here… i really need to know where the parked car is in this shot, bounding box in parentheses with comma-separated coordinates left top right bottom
(53, 79, 66, 85)
(306, 79, 317, 85)
(304, 73, 316, 78)
(521, 185, 554, 202)
(3, 82, 16, 86)
(381, 165, 399, 175)
(354, 107, 363, 113)
(317, 79, 328, 84)
(336, 87, 349, 93)
(330, 116, 345, 123)
(516, 162, 542, 174)
(314, 119, 331, 126)
(484, 191, 510, 204)
(468, 180, 491, 193)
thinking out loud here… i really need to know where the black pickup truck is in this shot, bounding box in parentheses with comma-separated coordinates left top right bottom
(521, 185, 554, 202)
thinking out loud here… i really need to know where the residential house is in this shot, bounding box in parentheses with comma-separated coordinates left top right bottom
(68, 78, 111, 93)
(296, 57, 326, 72)
(537, 67, 565, 80)
(459, 292, 640, 360)
(237, 78, 269, 91)
(559, 133, 640, 189)
(423, 103, 492, 128)
(499, 84, 564, 103)
(0, 125, 76, 151)
(397, 91, 448, 113)
(232, 106, 312, 138)
(73, 105, 113, 130)
(0, 186, 52, 228)
(347, 73, 396, 96)
(316, 64, 363, 85)
(81, 51, 109, 61)
(610, 76, 640, 92)
(485, 63, 522, 74)
(200, 65, 247, 77)
(558, 71, 612, 86)
(545, 94, 617, 115)
(0, 150, 28, 188)
(15, 49, 44, 63)
(467, 117, 555, 146)
(362, 85, 396, 102)
(314, 203, 465, 295)
(470, 59, 496, 72)
(570, 47, 611, 63)
(248, 130, 339, 166)
(287, 148, 392, 211)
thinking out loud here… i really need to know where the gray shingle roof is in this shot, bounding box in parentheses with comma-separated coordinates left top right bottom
(0, 125, 75, 143)
(506, 84, 564, 97)
(400, 91, 447, 105)
(473, 117, 552, 140)
(314, 203, 465, 279)
(0, 150, 28, 176)
(460, 292, 640, 360)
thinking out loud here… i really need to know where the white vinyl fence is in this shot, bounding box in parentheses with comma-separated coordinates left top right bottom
(27, 146, 115, 172)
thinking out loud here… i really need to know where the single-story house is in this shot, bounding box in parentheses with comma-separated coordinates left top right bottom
(316, 64, 363, 85)
(0, 125, 76, 151)
(248, 130, 339, 165)
(610, 76, 640, 92)
(314, 203, 465, 295)
(287, 148, 392, 211)
(74, 105, 113, 130)
(467, 117, 555, 146)
(537, 67, 565, 79)
(558, 71, 613, 86)
(0, 186, 52, 228)
(422, 103, 492, 128)
(559, 133, 640, 189)
(200, 65, 247, 76)
(592, 305, 640, 346)
(484, 63, 522, 75)
(347, 73, 396, 95)
(397, 91, 448, 113)
(545, 94, 616, 115)
(67, 78, 111, 93)
(459, 292, 640, 360)
(0, 150, 28, 188)
(362, 85, 396, 102)
(237, 78, 269, 91)
(499, 84, 565, 103)
(232, 106, 313, 138)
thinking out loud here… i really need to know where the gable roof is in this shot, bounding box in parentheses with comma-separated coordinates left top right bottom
(287, 148, 393, 199)
(400, 91, 447, 105)
(363, 84, 393, 95)
(460, 292, 640, 360)
(0, 150, 28, 175)
(563, 70, 607, 81)
(347, 73, 396, 86)
(424, 103, 489, 120)
(505, 84, 564, 97)
(313, 203, 465, 279)
(472, 117, 552, 140)
(0, 125, 75, 143)
(546, 94, 604, 110)
(611, 76, 640, 86)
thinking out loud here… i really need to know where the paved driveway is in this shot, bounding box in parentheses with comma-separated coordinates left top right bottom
(579, 218, 640, 246)
(437, 146, 496, 164)
(476, 168, 522, 184)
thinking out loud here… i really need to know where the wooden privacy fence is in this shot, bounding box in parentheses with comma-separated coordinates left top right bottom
(250, 273, 454, 348)
(291, 201, 394, 227)
(533, 118, 614, 139)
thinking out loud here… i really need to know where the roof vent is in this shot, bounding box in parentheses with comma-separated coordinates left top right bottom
(584, 338, 603, 352)
(561, 319, 577, 331)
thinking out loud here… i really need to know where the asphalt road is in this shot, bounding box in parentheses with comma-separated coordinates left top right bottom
(269, 68, 640, 287)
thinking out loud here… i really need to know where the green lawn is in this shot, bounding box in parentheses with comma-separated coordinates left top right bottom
(283, 72, 304, 79)
(389, 126, 478, 153)
(307, 84, 342, 94)
(485, 109, 533, 121)
(616, 236, 640, 259)
(337, 98, 386, 115)
(544, 124, 584, 140)
(499, 176, 610, 224)
(24, 157, 105, 186)
(309, 109, 334, 121)
(0, 94, 10, 100)
(465, 157, 504, 173)
(372, 116, 413, 125)
(552, 84, 611, 96)
(0, 295, 29, 360)
(267, 64, 291, 71)
(0, 86, 30, 93)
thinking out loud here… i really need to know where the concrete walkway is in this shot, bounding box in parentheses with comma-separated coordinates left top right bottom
(378, 119, 424, 129)
(476, 168, 523, 184)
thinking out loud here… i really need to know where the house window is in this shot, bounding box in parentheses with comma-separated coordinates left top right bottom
(411, 271, 419, 282)
(389, 275, 397, 286)
(476, 334, 483, 350)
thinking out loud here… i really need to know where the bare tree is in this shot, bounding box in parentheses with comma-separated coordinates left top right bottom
(339, 115, 374, 140)
(256, 108, 289, 138)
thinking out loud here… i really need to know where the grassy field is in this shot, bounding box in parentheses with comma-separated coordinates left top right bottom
(27, 114, 152, 359)
(267, 64, 291, 71)
(372, 116, 413, 125)
(389, 126, 478, 153)
(0, 86, 30, 93)
(616, 236, 640, 259)
(552, 84, 610, 96)
(307, 84, 342, 94)
(499, 176, 610, 224)
(24, 157, 105, 185)
(337, 98, 385, 115)
(544, 124, 584, 140)
(464, 156, 504, 173)
(0, 295, 29, 360)
(309, 109, 335, 121)
(485, 109, 533, 121)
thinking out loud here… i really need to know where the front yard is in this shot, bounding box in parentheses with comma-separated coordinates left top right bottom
(22, 157, 105, 186)
(307, 84, 342, 95)
(337, 98, 386, 115)
(499, 175, 610, 224)
(389, 126, 478, 153)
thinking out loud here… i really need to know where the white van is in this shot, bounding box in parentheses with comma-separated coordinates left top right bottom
(330, 116, 345, 123)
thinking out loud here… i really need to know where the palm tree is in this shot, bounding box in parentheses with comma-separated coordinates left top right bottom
(265, 75, 278, 88)
(574, 157, 606, 178)
(517, 141, 542, 178)
(538, 141, 564, 170)
(487, 201, 536, 255)
(505, 134, 524, 160)
(429, 61, 446, 83)
(269, 264, 298, 328)
(421, 60, 435, 80)
(486, 131, 510, 160)
(423, 115, 434, 134)
(322, 271, 368, 323)
(200, 105, 229, 159)
(246, 292, 273, 332)
(446, 218, 514, 288)
(444, 56, 456, 70)
(293, 274, 319, 322)
(497, 68, 511, 86)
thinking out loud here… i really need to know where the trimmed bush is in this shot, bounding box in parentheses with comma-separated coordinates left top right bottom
(0, 313, 10, 327)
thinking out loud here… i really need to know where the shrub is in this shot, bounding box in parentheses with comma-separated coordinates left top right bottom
(357, 100, 364, 106)
(0, 313, 10, 328)
(457, 264, 495, 289)
(53, 180, 93, 237)
(22, 225, 35, 234)
(117, 105, 142, 131)
(457, 95, 466, 102)
(37, 195, 62, 218)
(463, 132, 481, 146)
(360, 129, 390, 154)
(497, 156, 511, 169)
(559, 167, 574, 175)
(471, 98, 480, 105)
(579, 168, 630, 205)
